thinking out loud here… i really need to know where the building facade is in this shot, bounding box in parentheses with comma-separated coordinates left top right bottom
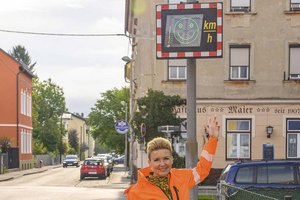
(125, 0, 300, 173)
(62, 112, 94, 159)
(0, 48, 34, 170)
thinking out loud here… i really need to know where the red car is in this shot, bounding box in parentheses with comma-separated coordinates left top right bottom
(80, 158, 107, 180)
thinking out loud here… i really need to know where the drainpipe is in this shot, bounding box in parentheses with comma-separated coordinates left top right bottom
(16, 68, 25, 147)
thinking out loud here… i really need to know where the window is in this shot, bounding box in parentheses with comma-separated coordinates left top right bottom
(235, 166, 254, 183)
(289, 45, 300, 80)
(21, 129, 32, 154)
(287, 119, 300, 158)
(20, 89, 32, 117)
(291, 0, 300, 11)
(168, 59, 187, 80)
(230, 0, 251, 12)
(226, 119, 251, 159)
(230, 46, 250, 80)
(257, 165, 295, 184)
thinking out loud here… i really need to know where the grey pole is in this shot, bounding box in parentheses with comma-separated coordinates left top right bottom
(186, 58, 198, 200)
(186, 1, 198, 198)
(124, 102, 128, 171)
(129, 59, 135, 184)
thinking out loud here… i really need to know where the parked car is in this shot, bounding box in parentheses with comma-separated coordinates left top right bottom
(63, 155, 80, 168)
(97, 153, 114, 163)
(93, 154, 113, 176)
(80, 158, 107, 180)
(217, 160, 300, 200)
(113, 155, 125, 165)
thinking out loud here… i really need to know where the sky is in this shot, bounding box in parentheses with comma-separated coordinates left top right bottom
(0, 0, 130, 117)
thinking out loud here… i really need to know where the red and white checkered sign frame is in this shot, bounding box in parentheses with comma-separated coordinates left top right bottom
(156, 2, 223, 59)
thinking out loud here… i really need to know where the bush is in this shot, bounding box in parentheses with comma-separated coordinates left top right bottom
(0, 137, 11, 153)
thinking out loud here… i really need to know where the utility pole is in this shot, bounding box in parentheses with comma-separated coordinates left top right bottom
(121, 101, 128, 171)
(60, 113, 63, 164)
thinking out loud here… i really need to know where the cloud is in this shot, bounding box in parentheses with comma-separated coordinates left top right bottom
(0, 0, 130, 116)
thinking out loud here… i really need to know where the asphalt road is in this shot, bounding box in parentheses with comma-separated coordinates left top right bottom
(0, 165, 127, 200)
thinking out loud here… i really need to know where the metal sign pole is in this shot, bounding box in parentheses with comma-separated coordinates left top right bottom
(186, 58, 198, 200)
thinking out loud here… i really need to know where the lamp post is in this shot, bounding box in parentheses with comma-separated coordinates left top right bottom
(60, 112, 63, 164)
(121, 56, 135, 184)
(121, 101, 128, 171)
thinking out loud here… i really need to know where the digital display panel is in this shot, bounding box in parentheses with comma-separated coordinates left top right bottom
(156, 3, 223, 59)
(164, 14, 203, 48)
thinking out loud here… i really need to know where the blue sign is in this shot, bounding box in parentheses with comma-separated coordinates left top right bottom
(115, 120, 129, 134)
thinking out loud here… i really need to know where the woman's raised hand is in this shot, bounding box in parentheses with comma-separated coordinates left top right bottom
(205, 116, 220, 138)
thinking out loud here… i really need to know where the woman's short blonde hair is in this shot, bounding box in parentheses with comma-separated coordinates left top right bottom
(147, 137, 172, 160)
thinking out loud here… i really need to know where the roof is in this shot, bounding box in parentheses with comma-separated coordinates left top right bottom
(62, 112, 86, 121)
(0, 48, 35, 78)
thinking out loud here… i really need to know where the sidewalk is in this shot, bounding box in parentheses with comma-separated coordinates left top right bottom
(0, 164, 62, 182)
(107, 164, 131, 189)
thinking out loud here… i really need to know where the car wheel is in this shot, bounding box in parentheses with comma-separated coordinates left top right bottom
(80, 174, 84, 180)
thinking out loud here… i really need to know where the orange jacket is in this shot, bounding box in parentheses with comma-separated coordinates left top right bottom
(124, 137, 218, 200)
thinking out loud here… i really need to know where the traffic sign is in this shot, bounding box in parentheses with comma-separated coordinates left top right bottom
(156, 2, 223, 59)
(115, 120, 129, 134)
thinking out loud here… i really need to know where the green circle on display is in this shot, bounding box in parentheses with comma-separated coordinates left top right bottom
(173, 18, 200, 45)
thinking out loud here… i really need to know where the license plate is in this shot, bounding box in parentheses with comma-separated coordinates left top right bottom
(67, 163, 72, 165)
(88, 172, 97, 174)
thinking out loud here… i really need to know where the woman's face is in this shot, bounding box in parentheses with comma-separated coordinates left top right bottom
(148, 148, 173, 177)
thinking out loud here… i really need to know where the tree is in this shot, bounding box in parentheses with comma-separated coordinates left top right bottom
(9, 45, 36, 73)
(132, 89, 185, 144)
(9, 45, 66, 154)
(68, 129, 79, 153)
(32, 78, 66, 153)
(88, 87, 129, 154)
(0, 137, 11, 153)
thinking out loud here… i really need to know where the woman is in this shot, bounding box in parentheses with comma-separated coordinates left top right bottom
(124, 117, 219, 200)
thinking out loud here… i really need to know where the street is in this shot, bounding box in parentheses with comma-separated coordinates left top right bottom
(0, 166, 128, 200)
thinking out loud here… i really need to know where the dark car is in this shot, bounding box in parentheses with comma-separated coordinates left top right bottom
(63, 155, 80, 168)
(80, 158, 107, 180)
(217, 160, 300, 200)
(113, 155, 125, 165)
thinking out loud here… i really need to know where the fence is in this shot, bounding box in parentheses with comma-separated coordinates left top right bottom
(34, 155, 61, 166)
(0, 153, 8, 174)
(219, 183, 300, 200)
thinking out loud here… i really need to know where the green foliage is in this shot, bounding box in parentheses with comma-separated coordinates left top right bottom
(68, 129, 79, 153)
(88, 87, 129, 154)
(59, 141, 68, 155)
(0, 137, 11, 153)
(67, 148, 77, 155)
(8, 45, 36, 73)
(172, 151, 185, 168)
(132, 89, 185, 144)
(32, 139, 47, 155)
(9, 45, 66, 155)
(32, 78, 66, 153)
(198, 195, 216, 200)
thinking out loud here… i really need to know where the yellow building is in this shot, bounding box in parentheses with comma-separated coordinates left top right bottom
(125, 0, 300, 179)
(62, 112, 94, 159)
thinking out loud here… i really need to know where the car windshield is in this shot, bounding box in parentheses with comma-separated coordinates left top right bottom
(219, 165, 231, 181)
(66, 156, 77, 159)
(84, 160, 99, 165)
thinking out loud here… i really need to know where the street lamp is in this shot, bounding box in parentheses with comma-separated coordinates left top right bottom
(121, 56, 135, 184)
(121, 101, 128, 171)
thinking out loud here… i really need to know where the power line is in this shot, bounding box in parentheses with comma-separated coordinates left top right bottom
(0, 29, 126, 37)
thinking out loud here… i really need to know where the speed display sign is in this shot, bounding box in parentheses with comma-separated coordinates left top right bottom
(156, 2, 223, 59)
